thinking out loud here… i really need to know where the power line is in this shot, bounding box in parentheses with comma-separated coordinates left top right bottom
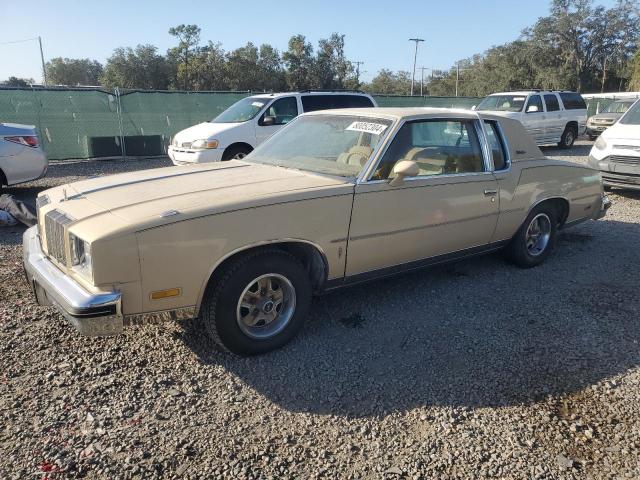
(0, 37, 39, 46)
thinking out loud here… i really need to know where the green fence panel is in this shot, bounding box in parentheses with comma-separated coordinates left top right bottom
(0, 88, 482, 161)
(118, 90, 251, 153)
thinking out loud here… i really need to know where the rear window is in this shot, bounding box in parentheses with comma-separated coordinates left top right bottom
(302, 94, 374, 112)
(559, 92, 587, 110)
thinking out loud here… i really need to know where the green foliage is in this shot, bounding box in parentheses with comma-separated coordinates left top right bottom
(45, 58, 103, 86)
(102, 45, 172, 90)
(630, 49, 640, 91)
(362, 69, 412, 95)
(426, 0, 639, 96)
(0, 76, 34, 87)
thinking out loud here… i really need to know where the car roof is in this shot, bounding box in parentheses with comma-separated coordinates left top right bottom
(303, 107, 479, 121)
(250, 91, 372, 99)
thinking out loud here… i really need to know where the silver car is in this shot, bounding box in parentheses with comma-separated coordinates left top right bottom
(586, 100, 636, 140)
(0, 122, 48, 190)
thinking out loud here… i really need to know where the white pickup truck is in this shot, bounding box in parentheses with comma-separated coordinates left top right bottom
(476, 90, 587, 148)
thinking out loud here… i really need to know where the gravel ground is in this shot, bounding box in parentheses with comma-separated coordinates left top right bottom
(1, 142, 639, 479)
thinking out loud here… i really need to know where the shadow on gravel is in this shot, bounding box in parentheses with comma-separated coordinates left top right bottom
(183, 219, 640, 418)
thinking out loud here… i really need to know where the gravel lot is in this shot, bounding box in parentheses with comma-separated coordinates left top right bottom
(1, 141, 639, 479)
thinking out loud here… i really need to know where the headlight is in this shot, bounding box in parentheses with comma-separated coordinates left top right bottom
(191, 139, 219, 149)
(69, 233, 93, 279)
(594, 136, 607, 150)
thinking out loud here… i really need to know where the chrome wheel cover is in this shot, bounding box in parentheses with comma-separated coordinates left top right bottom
(525, 213, 551, 256)
(236, 274, 296, 339)
(564, 130, 575, 146)
(233, 152, 247, 159)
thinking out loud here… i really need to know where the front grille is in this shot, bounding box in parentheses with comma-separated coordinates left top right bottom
(610, 155, 640, 166)
(43, 209, 74, 264)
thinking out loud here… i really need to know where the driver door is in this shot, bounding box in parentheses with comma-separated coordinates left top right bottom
(345, 118, 499, 277)
(255, 96, 299, 145)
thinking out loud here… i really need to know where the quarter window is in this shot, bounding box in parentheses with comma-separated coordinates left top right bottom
(484, 120, 508, 170)
(260, 97, 298, 126)
(372, 119, 485, 180)
(559, 92, 587, 110)
(526, 95, 544, 113)
(543, 94, 560, 112)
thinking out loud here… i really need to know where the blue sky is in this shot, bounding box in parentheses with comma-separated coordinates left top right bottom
(0, 0, 618, 84)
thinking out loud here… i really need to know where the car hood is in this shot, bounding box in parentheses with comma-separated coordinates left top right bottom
(172, 121, 243, 144)
(590, 113, 622, 121)
(476, 110, 522, 120)
(602, 123, 640, 141)
(39, 161, 351, 240)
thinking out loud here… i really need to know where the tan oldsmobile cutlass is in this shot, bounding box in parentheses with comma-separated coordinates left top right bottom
(24, 108, 610, 355)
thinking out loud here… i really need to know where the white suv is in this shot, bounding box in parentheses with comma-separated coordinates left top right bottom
(168, 91, 377, 164)
(476, 91, 587, 148)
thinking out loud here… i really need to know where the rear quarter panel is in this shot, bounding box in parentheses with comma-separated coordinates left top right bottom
(492, 159, 603, 242)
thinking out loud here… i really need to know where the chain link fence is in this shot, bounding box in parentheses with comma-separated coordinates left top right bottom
(0, 87, 483, 161)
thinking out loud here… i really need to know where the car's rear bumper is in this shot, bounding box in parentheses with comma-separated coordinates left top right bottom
(22, 225, 123, 336)
(168, 146, 223, 165)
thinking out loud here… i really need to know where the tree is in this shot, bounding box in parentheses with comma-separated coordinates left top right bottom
(630, 49, 640, 91)
(0, 76, 34, 87)
(364, 69, 412, 95)
(314, 33, 353, 89)
(283, 35, 315, 90)
(46, 57, 103, 86)
(168, 24, 201, 89)
(225, 43, 260, 90)
(256, 44, 287, 92)
(102, 45, 172, 90)
(190, 42, 228, 91)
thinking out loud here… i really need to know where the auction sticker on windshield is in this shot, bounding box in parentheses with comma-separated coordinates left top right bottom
(346, 121, 388, 135)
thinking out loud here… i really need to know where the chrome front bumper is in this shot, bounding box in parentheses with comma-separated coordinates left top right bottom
(22, 225, 123, 336)
(596, 194, 612, 219)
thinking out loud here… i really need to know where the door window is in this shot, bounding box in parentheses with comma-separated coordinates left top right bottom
(543, 94, 560, 112)
(372, 119, 485, 180)
(260, 97, 298, 125)
(301, 95, 332, 112)
(525, 95, 544, 113)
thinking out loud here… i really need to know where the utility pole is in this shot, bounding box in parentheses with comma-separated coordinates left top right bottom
(420, 66, 429, 96)
(409, 38, 424, 96)
(353, 61, 365, 84)
(38, 36, 47, 86)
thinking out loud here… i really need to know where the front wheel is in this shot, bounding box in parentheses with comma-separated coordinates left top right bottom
(558, 125, 577, 149)
(505, 206, 558, 268)
(222, 145, 252, 161)
(199, 249, 311, 356)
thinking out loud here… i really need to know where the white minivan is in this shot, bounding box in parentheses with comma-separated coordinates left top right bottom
(168, 91, 377, 165)
(476, 90, 587, 148)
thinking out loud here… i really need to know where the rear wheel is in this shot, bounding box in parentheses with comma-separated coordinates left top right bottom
(558, 125, 577, 149)
(199, 249, 311, 356)
(505, 205, 558, 268)
(222, 145, 252, 161)
(588, 134, 597, 141)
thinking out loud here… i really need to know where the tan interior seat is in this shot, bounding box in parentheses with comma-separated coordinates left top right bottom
(337, 145, 374, 166)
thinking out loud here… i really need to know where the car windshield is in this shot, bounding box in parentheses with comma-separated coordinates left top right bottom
(245, 115, 394, 178)
(604, 101, 634, 114)
(619, 100, 640, 125)
(477, 95, 526, 112)
(211, 97, 269, 123)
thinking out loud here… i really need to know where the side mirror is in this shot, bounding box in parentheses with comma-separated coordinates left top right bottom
(526, 105, 539, 113)
(470, 105, 477, 111)
(389, 160, 419, 187)
(261, 115, 276, 126)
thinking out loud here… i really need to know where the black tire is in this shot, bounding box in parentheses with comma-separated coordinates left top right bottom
(199, 249, 311, 356)
(221, 145, 252, 161)
(504, 205, 558, 268)
(558, 125, 577, 149)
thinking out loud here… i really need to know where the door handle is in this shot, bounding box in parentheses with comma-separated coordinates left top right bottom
(484, 189, 498, 196)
